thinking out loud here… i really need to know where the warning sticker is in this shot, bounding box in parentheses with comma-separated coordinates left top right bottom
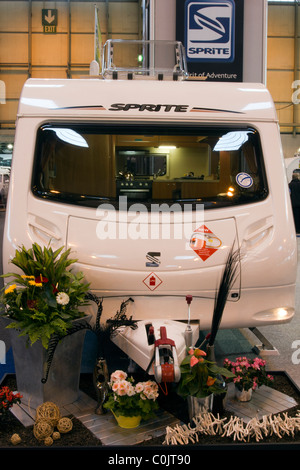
(190, 225, 222, 261)
(143, 272, 163, 291)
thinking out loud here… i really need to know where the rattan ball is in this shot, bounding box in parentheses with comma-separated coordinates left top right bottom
(57, 417, 73, 434)
(52, 431, 61, 440)
(10, 433, 22, 445)
(33, 419, 54, 441)
(44, 436, 53, 446)
(35, 401, 61, 426)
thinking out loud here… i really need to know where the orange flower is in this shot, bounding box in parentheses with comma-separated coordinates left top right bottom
(206, 376, 216, 386)
(194, 348, 206, 357)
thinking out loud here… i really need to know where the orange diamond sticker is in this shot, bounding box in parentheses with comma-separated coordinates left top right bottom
(190, 225, 222, 261)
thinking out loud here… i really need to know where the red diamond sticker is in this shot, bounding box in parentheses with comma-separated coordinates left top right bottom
(143, 272, 162, 291)
(190, 225, 222, 261)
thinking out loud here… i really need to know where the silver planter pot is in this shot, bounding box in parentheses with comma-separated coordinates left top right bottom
(187, 394, 213, 421)
(235, 386, 253, 402)
(3, 316, 90, 409)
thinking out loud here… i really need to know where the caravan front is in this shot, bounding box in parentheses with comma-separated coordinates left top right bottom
(3, 78, 297, 341)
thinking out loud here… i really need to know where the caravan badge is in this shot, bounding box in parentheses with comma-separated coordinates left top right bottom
(109, 103, 189, 112)
(185, 0, 235, 63)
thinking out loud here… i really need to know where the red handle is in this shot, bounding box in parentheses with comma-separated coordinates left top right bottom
(160, 326, 167, 340)
(155, 326, 175, 347)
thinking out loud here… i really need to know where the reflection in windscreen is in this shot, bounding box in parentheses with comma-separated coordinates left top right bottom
(32, 124, 268, 209)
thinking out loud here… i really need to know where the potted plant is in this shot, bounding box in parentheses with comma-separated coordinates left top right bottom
(0, 242, 91, 408)
(1, 243, 90, 348)
(223, 356, 274, 401)
(177, 347, 235, 420)
(103, 370, 159, 428)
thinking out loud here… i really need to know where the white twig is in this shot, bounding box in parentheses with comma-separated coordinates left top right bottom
(163, 409, 300, 445)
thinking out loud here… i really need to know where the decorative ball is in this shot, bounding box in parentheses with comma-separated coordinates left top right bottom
(52, 431, 61, 440)
(33, 419, 54, 441)
(10, 433, 22, 445)
(44, 436, 53, 446)
(57, 417, 73, 433)
(36, 401, 61, 426)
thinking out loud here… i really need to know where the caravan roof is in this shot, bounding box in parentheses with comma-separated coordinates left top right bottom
(18, 79, 277, 123)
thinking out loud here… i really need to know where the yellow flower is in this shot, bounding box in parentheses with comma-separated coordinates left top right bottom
(21, 275, 35, 279)
(28, 280, 42, 287)
(5, 284, 17, 294)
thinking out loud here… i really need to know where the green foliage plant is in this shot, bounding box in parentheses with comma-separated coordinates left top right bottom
(1, 243, 90, 349)
(177, 347, 235, 399)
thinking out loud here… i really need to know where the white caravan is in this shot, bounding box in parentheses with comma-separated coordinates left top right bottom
(3, 41, 297, 379)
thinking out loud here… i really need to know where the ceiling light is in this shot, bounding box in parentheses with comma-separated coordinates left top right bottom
(158, 146, 176, 150)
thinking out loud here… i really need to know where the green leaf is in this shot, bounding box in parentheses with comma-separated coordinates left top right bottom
(181, 355, 192, 366)
(209, 364, 236, 378)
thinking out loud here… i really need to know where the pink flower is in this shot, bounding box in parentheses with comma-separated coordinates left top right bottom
(116, 380, 128, 396)
(110, 370, 127, 382)
(143, 384, 159, 400)
(126, 383, 135, 396)
(135, 383, 144, 393)
(190, 356, 199, 367)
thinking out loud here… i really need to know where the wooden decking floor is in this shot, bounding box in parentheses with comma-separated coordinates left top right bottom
(75, 406, 180, 446)
(225, 383, 298, 423)
(11, 382, 298, 445)
(11, 390, 181, 446)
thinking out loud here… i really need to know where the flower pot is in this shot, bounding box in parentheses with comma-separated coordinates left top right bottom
(187, 394, 213, 421)
(235, 386, 253, 402)
(112, 412, 142, 429)
(3, 315, 90, 409)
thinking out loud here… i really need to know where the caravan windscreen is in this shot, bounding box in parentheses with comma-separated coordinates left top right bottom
(32, 123, 268, 209)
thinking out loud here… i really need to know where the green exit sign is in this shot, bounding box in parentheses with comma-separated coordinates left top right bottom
(42, 9, 58, 34)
